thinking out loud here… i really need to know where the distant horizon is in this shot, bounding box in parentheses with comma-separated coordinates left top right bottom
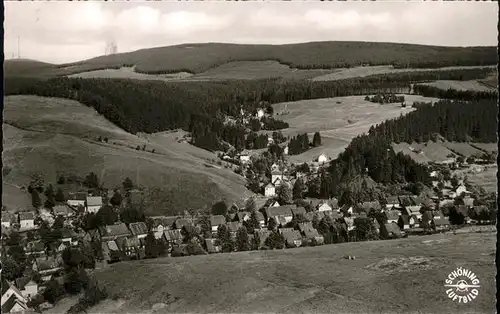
(5, 1, 497, 64)
(4, 40, 498, 66)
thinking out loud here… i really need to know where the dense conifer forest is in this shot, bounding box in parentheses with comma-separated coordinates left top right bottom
(413, 84, 498, 101)
(4, 67, 495, 153)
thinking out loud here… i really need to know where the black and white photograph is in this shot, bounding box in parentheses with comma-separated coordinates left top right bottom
(2, 1, 498, 313)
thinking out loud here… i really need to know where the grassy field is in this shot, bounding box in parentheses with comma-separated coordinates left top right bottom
(311, 65, 496, 82)
(392, 141, 498, 164)
(272, 95, 440, 163)
(458, 164, 497, 194)
(4, 42, 496, 78)
(68, 66, 193, 81)
(418, 79, 496, 92)
(86, 232, 495, 314)
(3, 96, 252, 215)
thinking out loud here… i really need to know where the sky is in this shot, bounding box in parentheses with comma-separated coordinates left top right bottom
(4, 1, 498, 64)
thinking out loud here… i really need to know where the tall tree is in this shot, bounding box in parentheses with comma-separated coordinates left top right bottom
(216, 224, 234, 253)
(109, 190, 123, 207)
(54, 188, 65, 202)
(31, 190, 42, 209)
(236, 227, 250, 251)
(84, 172, 100, 189)
(276, 183, 292, 205)
(293, 178, 306, 200)
(122, 177, 134, 193)
(312, 132, 322, 147)
(211, 201, 228, 216)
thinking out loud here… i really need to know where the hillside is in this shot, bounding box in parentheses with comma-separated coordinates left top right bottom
(83, 232, 495, 314)
(4, 41, 497, 78)
(2, 95, 252, 215)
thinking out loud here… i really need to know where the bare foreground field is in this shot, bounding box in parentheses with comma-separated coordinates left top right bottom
(272, 95, 440, 163)
(75, 232, 496, 314)
(2, 96, 252, 214)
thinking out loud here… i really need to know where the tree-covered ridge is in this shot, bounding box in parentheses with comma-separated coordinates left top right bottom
(57, 42, 498, 75)
(373, 99, 497, 143)
(413, 84, 498, 101)
(313, 97, 497, 199)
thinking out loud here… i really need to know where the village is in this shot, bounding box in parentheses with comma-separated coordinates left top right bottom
(1, 145, 497, 313)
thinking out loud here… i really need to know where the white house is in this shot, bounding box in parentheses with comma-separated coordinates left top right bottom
(454, 185, 468, 198)
(316, 153, 328, 163)
(270, 200, 281, 207)
(283, 146, 289, 155)
(1, 213, 16, 229)
(1, 279, 28, 313)
(256, 109, 265, 119)
(67, 192, 87, 208)
(85, 196, 103, 213)
(18, 212, 35, 230)
(264, 183, 276, 197)
(318, 203, 333, 212)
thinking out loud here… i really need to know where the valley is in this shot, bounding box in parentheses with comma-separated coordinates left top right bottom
(2, 96, 251, 215)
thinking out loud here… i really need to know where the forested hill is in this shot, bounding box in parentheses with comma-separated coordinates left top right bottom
(55, 42, 498, 75)
(315, 97, 497, 202)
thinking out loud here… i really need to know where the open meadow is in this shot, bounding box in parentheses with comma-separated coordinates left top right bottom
(311, 65, 496, 82)
(68, 66, 193, 81)
(272, 95, 440, 163)
(2, 96, 252, 215)
(84, 231, 495, 314)
(418, 80, 496, 92)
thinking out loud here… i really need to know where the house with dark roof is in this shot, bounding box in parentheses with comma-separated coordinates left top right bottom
(25, 241, 45, 256)
(385, 196, 401, 209)
(380, 223, 402, 239)
(163, 229, 183, 246)
(33, 256, 62, 275)
(67, 192, 87, 208)
(1, 213, 17, 229)
(384, 210, 400, 224)
(85, 196, 103, 213)
(205, 238, 221, 254)
(53, 205, 74, 218)
(18, 212, 35, 230)
(210, 215, 226, 233)
(282, 230, 302, 247)
(2, 278, 28, 313)
(98, 223, 131, 241)
(291, 206, 307, 217)
(128, 222, 149, 239)
(303, 229, 324, 245)
(265, 205, 295, 224)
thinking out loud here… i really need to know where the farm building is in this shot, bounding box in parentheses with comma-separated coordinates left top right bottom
(14, 277, 38, 299)
(282, 230, 302, 247)
(18, 212, 35, 230)
(264, 183, 276, 197)
(174, 218, 192, 230)
(433, 217, 451, 230)
(99, 223, 131, 241)
(1, 213, 16, 228)
(67, 192, 87, 208)
(163, 229, 183, 246)
(265, 205, 295, 224)
(53, 205, 74, 217)
(385, 196, 401, 209)
(210, 215, 226, 233)
(205, 238, 221, 254)
(85, 196, 103, 213)
(384, 210, 400, 224)
(304, 229, 324, 245)
(128, 222, 149, 239)
(398, 215, 410, 230)
(1, 278, 28, 314)
(291, 206, 307, 217)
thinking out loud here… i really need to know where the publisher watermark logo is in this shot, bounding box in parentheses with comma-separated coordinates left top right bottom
(444, 267, 480, 304)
